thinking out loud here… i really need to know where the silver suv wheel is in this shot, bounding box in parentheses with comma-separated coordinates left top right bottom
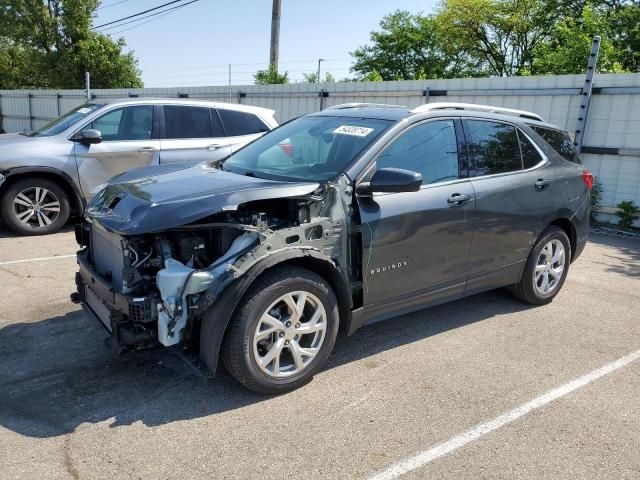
(533, 239, 566, 295)
(252, 291, 327, 378)
(12, 187, 61, 228)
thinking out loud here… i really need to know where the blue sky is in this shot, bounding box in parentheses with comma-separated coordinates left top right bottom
(94, 0, 438, 87)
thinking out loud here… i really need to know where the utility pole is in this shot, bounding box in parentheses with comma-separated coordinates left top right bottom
(317, 58, 324, 83)
(269, 0, 281, 71)
(85, 72, 91, 101)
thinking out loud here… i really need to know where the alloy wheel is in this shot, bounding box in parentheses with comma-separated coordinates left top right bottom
(252, 291, 327, 378)
(12, 187, 61, 229)
(534, 239, 566, 295)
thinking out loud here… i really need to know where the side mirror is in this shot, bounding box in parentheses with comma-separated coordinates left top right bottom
(356, 167, 422, 195)
(71, 129, 102, 145)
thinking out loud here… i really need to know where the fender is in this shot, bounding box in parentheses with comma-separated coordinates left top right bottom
(198, 247, 352, 375)
(1, 166, 85, 213)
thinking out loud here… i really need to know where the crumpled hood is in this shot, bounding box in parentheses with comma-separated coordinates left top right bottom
(86, 162, 320, 235)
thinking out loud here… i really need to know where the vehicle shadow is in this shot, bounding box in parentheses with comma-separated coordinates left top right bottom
(0, 289, 531, 439)
(0, 222, 75, 239)
(586, 232, 640, 277)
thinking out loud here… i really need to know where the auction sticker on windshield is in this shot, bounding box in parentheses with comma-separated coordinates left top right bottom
(333, 125, 374, 137)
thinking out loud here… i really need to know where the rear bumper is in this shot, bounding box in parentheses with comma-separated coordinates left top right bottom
(571, 193, 590, 262)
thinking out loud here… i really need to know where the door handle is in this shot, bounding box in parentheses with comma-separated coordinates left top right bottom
(447, 193, 472, 206)
(138, 146, 156, 152)
(206, 144, 224, 151)
(535, 178, 551, 190)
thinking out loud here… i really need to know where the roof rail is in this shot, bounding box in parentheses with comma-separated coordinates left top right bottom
(411, 102, 544, 122)
(324, 102, 408, 110)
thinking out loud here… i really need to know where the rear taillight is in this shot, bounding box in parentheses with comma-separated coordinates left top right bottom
(582, 170, 593, 190)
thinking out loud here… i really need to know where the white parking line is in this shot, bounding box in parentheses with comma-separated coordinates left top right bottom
(369, 348, 640, 480)
(0, 254, 76, 266)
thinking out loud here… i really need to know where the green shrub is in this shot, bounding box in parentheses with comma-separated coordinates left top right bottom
(615, 200, 640, 228)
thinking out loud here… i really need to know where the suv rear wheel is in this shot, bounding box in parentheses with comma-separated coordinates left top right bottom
(0, 178, 70, 235)
(221, 266, 339, 394)
(510, 226, 571, 305)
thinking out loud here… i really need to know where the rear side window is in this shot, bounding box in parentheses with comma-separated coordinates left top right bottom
(466, 120, 522, 176)
(519, 131, 544, 169)
(218, 109, 269, 136)
(163, 106, 213, 139)
(529, 125, 580, 163)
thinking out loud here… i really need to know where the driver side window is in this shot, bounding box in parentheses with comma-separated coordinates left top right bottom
(377, 120, 460, 185)
(83, 106, 153, 141)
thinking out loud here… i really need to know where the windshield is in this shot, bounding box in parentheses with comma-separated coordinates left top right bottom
(222, 115, 393, 181)
(25, 103, 104, 137)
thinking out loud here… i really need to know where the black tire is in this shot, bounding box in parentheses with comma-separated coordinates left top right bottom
(221, 266, 339, 394)
(0, 178, 70, 235)
(510, 226, 571, 305)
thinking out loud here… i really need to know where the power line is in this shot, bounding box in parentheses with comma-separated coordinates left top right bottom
(144, 68, 353, 80)
(142, 58, 352, 72)
(92, 0, 188, 30)
(99, 0, 199, 32)
(97, 0, 132, 10)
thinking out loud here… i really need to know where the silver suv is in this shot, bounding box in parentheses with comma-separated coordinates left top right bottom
(0, 99, 278, 235)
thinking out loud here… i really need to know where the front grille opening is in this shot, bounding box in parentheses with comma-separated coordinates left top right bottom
(128, 301, 154, 323)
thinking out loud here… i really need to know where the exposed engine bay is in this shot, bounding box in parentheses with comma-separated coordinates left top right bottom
(73, 178, 357, 354)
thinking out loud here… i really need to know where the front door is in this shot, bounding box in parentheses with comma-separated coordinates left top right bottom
(357, 118, 474, 310)
(74, 105, 159, 200)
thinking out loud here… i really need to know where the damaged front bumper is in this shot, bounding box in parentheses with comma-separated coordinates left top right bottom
(73, 252, 158, 346)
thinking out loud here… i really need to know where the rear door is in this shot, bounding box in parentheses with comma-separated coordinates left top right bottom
(74, 105, 159, 199)
(358, 118, 475, 310)
(159, 105, 234, 163)
(463, 119, 557, 288)
(216, 108, 271, 152)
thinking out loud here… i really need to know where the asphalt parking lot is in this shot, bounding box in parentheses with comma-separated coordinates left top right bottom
(0, 225, 639, 480)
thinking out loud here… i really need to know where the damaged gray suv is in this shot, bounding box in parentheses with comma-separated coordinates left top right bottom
(73, 102, 592, 394)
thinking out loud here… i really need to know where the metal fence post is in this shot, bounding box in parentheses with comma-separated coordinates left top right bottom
(574, 36, 601, 155)
(424, 87, 430, 104)
(56, 93, 62, 116)
(27, 93, 33, 131)
(319, 89, 327, 110)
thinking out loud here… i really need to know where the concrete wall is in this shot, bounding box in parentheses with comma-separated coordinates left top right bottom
(2, 73, 640, 224)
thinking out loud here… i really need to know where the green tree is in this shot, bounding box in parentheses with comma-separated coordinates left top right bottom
(0, 0, 142, 89)
(602, 1, 640, 72)
(434, 0, 573, 77)
(532, 4, 624, 74)
(254, 64, 289, 85)
(351, 10, 478, 80)
(300, 71, 335, 83)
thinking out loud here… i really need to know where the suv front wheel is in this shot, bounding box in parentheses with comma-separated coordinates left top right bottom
(0, 178, 71, 235)
(221, 267, 339, 394)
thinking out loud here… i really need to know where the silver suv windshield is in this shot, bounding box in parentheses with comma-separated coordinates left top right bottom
(222, 115, 393, 181)
(24, 103, 104, 137)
